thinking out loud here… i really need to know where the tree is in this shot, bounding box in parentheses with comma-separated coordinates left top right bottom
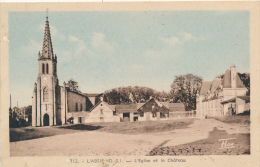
(170, 74, 203, 111)
(104, 86, 169, 105)
(65, 78, 81, 93)
(238, 73, 250, 95)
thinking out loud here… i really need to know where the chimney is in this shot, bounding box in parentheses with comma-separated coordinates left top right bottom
(230, 65, 237, 88)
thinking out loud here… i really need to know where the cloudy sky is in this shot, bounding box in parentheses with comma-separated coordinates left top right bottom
(9, 11, 249, 107)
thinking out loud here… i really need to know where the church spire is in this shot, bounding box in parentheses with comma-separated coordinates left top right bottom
(41, 15, 54, 60)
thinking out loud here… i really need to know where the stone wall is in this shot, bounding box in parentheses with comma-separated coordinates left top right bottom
(67, 91, 87, 112)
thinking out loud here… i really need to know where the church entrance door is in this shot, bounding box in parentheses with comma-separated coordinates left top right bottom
(43, 114, 49, 126)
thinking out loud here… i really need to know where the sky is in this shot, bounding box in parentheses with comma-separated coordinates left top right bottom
(9, 11, 250, 107)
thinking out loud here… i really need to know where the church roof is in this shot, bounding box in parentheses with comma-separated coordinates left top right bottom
(221, 68, 245, 88)
(40, 16, 55, 60)
(84, 93, 104, 97)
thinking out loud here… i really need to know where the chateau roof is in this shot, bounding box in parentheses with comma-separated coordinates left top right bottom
(221, 97, 236, 104)
(221, 68, 245, 88)
(237, 96, 250, 103)
(200, 81, 212, 95)
(210, 78, 222, 92)
(221, 96, 250, 104)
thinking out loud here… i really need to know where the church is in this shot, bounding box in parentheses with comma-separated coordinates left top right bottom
(31, 17, 104, 126)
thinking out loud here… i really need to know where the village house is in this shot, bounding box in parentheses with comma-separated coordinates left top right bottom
(196, 66, 249, 118)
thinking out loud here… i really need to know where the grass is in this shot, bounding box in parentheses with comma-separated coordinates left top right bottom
(88, 118, 196, 134)
(10, 126, 79, 142)
(10, 118, 196, 142)
(214, 115, 250, 125)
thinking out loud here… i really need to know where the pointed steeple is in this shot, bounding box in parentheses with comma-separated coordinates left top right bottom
(41, 16, 54, 59)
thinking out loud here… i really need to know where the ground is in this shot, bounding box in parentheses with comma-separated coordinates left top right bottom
(10, 115, 250, 156)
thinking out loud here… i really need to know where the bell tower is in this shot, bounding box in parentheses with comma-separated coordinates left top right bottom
(32, 16, 59, 126)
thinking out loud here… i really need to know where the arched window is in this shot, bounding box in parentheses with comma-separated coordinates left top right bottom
(76, 103, 78, 112)
(54, 65, 56, 75)
(43, 87, 48, 102)
(42, 64, 45, 74)
(46, 64, 49, 74)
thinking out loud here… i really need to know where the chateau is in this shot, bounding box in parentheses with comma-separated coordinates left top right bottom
(196, 66, 250, 118)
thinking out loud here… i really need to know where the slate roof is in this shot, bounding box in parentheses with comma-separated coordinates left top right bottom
(200, 67, 246, 96)
(221, 69, 245, 88)
(89, 100, 102, 112)
(200, 81, 212, 95)
(237, 96, 250, 103)
(137, 103, 145, 109)
(202, 95, 218, 102)
(89, 101, 114, 112)
(109, 105, 116, 111)
(115, 104, 138, 113)
(221, 98, 236, 104)
(67, 90, 88, 97)
(210, 78, 222, 93)
(160, 102, 169, 108)
(168, 103, 185, 111)
(160, 102, 185, 111)
(137, 98, 169, 114)
(84, 93, 104, 97)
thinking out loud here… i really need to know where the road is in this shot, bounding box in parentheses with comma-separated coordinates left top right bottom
(10, 118, 249, 156)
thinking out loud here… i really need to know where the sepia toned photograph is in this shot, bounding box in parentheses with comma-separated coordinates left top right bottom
(8, 10, 251, 157)
(1, 2, 260, 167)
